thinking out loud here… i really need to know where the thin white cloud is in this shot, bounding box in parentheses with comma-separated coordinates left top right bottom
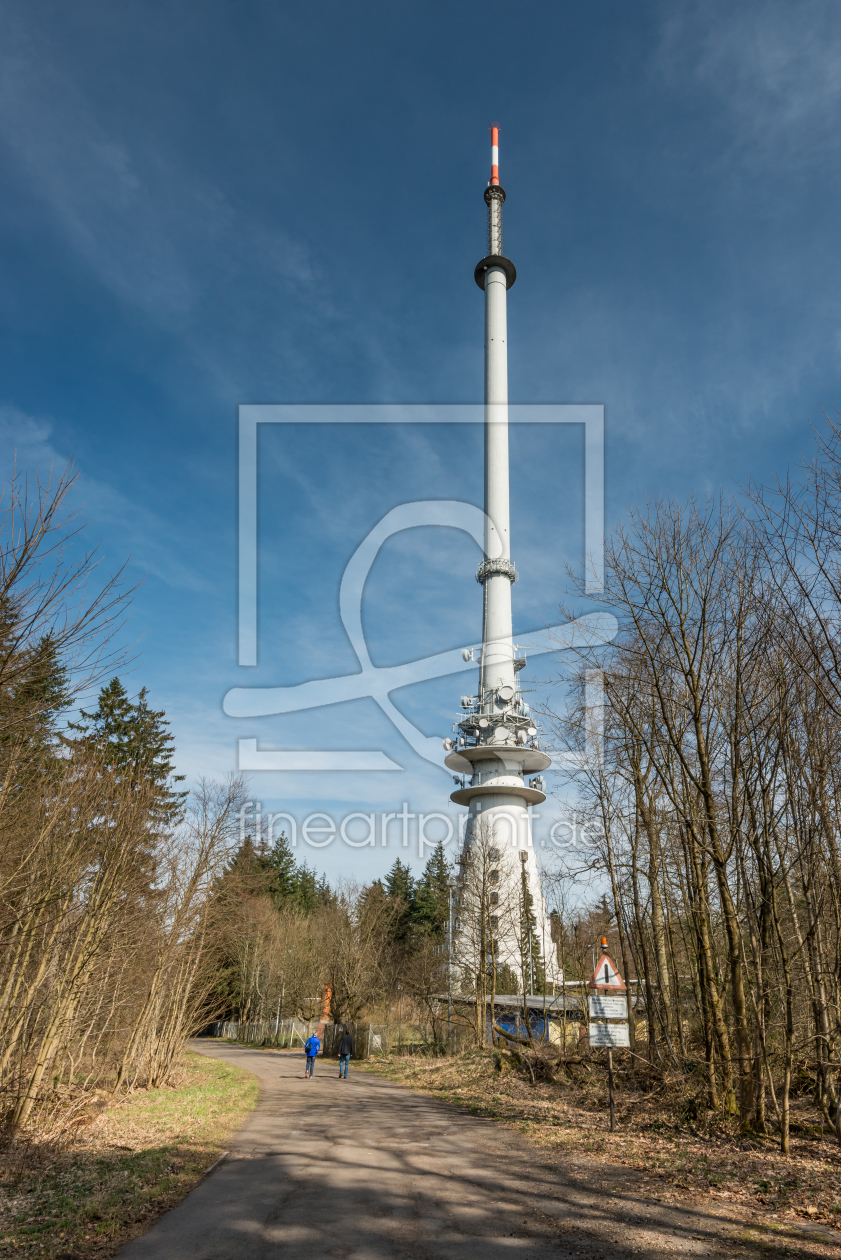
(660, 0, 841, 171)
(0, 405, 208, 591)
(0, 16, 314, 330)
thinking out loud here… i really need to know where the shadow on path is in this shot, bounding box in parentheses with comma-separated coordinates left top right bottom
(115, 1041, 828, 1260)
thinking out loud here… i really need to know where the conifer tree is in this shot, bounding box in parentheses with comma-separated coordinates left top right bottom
(519, 862, 546, 995)
(261, 833, 335, 912)
(412, 841, 451, 938)
(385, 857, 415, 903)
(68, 677, 186, 825)
(220, 836, 266, 897)
(264, 832, 300, 905)
(384, 858, 416, 944)
(362, 878, 385, 902)
(290, 860, 334, 912)
(0, 632, 69, 755)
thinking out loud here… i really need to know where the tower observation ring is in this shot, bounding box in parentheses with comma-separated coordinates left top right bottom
(474, 254, 517, 289)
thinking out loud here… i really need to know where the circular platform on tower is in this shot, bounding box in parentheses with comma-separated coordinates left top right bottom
(444, 745, 551, 774)
(449, 781, 546, 808)
(474, 254, 517, 289)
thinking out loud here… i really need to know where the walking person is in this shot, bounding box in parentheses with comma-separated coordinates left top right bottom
(304, 1031, 320, 1078)
(337, 1026, 353, 1079)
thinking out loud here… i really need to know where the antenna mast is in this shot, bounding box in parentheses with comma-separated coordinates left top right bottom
(444, 128, 554, 985)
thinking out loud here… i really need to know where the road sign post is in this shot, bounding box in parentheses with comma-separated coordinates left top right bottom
(587, 937, 628, 1133)
(608, 1049, 615, 1132)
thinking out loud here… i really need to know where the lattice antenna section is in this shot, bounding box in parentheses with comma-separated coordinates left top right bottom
(486, 189, 504, 256)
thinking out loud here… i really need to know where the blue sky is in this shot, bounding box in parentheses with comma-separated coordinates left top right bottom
(2, 0, 840, 880)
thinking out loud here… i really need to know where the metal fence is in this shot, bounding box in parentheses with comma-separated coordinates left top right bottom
(207, 1018, 312, 1048)
(204, 1018, 462, 1058)
(327, 1021, 474, 1057)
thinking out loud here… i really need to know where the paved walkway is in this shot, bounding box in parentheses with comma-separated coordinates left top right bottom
(115, 1041, 816, 1259)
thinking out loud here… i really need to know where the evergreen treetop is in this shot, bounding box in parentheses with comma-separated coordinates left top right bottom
(67, 677, 187, 824)
(384, 858, 416, 944)
(384, 857, 415, 904)
(219, 830, 335, 914)
(412, 842, 452, 938)
(0, 631, 70, 753)
(518, 862, 546, 994)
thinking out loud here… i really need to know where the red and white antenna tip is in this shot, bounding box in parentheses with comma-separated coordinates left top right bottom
(490, 125, 499, 186)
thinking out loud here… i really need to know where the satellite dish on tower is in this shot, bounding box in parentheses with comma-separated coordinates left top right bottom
(497, 684, 514, 703)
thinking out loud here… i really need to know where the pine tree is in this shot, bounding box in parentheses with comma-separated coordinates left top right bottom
(595, 893, 616, 931)
(222, 836, 266, 897)
(385, 857, 415, 903)
(264, 832, 300, 905)
(412, 842, 451, 939)
(519, 863, 546, 995)
(0, 623, 69, 755)
(262, 835, 335, 912)
(68, 678, 186, 825)
(356, 879, 388, 928)
(384, 858, 416, 945)
(292, 861, 334, 912)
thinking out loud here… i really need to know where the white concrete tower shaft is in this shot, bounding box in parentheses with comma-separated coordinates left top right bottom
(445, 128, 556, 985)
(482, 220, 514, 697)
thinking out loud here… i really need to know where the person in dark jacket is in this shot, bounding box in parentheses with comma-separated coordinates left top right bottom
(304, 1033, 320, 1077)
(337, 1027, 353, 1078)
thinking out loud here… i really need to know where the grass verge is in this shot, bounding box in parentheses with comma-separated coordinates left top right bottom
(0, 1049, 258, 1260)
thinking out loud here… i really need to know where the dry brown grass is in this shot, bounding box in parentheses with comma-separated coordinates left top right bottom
(363, 1049, 841, 1243)
(0, 1049, 258, 1260)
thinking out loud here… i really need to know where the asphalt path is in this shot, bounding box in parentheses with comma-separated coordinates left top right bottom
(114, 1041, 791, 1259)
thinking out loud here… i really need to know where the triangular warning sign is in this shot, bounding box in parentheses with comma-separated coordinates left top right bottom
(587, 953, 626, 990)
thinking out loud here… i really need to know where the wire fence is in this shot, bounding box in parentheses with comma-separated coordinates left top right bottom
(204, 1018, 469, 1058)
(207, 1018, 312, 1048)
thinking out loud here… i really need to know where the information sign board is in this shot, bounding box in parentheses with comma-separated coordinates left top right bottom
(589, 995, 628, 1019)
(589, 1022, 630, 1049)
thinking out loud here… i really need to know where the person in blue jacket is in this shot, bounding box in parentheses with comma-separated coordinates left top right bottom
(304, 1032, 320, 1078)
